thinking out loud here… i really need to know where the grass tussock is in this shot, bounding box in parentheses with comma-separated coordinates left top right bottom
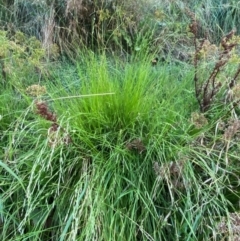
(0, 51, 240, 240)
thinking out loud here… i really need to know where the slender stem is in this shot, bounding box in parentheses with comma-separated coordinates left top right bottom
(50, 92, 115, 101)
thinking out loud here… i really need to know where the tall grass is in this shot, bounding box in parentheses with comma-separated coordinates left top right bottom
(1, 52, 239, 240)
(1, 1, 240, 240)
(1, 0, 239, 60)
(0, 0, 156, 57)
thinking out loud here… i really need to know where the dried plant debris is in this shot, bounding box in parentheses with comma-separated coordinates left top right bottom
(226, 84, 240, 103)
(217, 212, 240, 239)
(191, 112, 208, 129)
(153, 160, 185, 178)
(125, 138, 146, 154)
(47, 124, 72, 148)
(153, 159, 187, 190)
(223, 119, 240, 142)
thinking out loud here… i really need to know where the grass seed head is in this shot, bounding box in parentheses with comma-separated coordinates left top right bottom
(35, 100, 57, 122)
(26, 84, 46, 97)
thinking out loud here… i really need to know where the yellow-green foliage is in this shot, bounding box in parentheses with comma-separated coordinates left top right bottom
(0, 30, 46, 87)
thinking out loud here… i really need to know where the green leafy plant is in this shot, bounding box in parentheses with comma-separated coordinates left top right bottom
(0, 30, 47, 88)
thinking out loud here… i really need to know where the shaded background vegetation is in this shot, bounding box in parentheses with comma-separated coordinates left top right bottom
(1, 0, 240, 59)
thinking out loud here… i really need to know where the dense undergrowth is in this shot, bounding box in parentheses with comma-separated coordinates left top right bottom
(1, 1, 240, 241)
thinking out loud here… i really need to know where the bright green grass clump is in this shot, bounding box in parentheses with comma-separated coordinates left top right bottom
(0, 53, 239, 241)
